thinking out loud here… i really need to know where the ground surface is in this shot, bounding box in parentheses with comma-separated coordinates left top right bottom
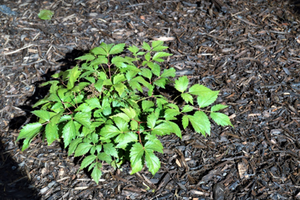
(0, 0, 300, 199)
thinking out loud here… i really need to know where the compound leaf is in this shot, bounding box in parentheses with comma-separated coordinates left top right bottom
(80, 155, 97, 169)
(210, 112, 233, 127)
(62, 120, 77, 148)
(74, 143, 93, 157)
(74, 112, 91, 128)
(103, 143, 118, 158)
(181, 93, 193, 105)
(17, 122, 42, 141)
(189, 111, 211, 136)
(109, 43, 125, 55)
(211, 104, 228, 112)
(175, 76, 189, 93)
(45, 121, 58, 145)
(145, 149, 160, 175)
(91, 163, 102, 184)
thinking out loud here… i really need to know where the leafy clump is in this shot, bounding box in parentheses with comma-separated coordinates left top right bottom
(17, 41, 233, 184)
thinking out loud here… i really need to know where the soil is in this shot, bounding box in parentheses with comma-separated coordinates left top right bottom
(0, 0, 300, 199)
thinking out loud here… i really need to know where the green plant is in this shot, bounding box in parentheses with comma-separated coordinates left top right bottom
(17, 41, 233, 184)
(38, 9, 54, 20)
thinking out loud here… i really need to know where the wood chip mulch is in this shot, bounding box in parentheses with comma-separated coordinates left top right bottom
(1, 0, 300, 199)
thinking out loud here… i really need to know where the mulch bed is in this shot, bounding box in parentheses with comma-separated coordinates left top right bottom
(1, 0, 300, 199)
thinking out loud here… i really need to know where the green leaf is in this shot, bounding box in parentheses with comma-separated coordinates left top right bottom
(90, 56, 108, 65)
(100, 125, 121, 139)
(91, 163, 102, 184)
(152, 122, 172, 136)
(210, 112, 233, 127)
(197, 90, 219, 108)
(142, 101, 154, 112)
(103, 143, 118, 158)
(80, 155, 97, 169)
(100, 43, 114, 54)
(109, 43, 125, 54)
(211, 104, 228, 112)
(121, 107, 136, 119)
(98, 152, 112, 164)
(91, 46, 106, 56)
(154, 78, 167, 88)
(189, 111, 211, 136)
(151, 40, 164, 48)
(147, 113, 157, 129)
(74, 143, 93, 157)
(115, 132, 138, 149)
(175, 76, 189, 93)
(130, 143, 144, 174)
(182, 115, 189, 129)
(164, 109, 180, 121)
(75, 54, 95, 61)
(168, 121, 182, 138)
(86, 98, 101, 109)
(45, 121, 58, 145)
(145, 52, 151, 61)
(113, 74, 126, 85)
(142, 41, 151, 51)
(145, 140, 163, 153)
(128, 45, 140, 54)
(161, 68, 176, 78)
(38, 10, 54, 20)
(68, 138, 82, 156)
(152, 52, 172, 62)
(113, 117, 129, 133)
(181, 93, 194, 105)
(62, 120, 77, 148)
(152, 45, 168, 51)
(17, 122, 42, 141)
(114, 83, 126, 96)
(140, 68, 152, 80)
(75, 103, 92, 112)
(31, 110, 51, 122)
(67, 66, 81, 89)
(145, 149, 160, 175)
(181, 105, 194, 113)
(149, 62, 160, 76)
(74, 112, 91, 128)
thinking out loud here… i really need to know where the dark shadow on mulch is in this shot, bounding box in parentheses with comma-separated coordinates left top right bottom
(2, 49, 88, 200)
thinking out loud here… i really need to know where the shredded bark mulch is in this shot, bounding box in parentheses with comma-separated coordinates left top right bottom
(1, 0, 300, 199)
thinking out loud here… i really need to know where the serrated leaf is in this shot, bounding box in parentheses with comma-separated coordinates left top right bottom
(121, 107, 136, 119)
(100, 125, 121, 139)
(100, 43, 114, 53)
(67, 66, 81, 89)
(197, 90, 219, 108)
(75, 53, 95, 61)
(129, 79, 143, 92)
(90, 56, 108, 65)
(74, 112, 91, 128)
(152, 45, 168, 51)
(111, 113, 130, 122)
(140, 68, 152, 80)
(75, 103, 92, 112)
(109, 43, 125, 54)
(128, 45, 140, 54)
(38, 9, 54, 20)
(113, 117, 128, 133)
(130, 120, 138, 130)
(45, 121, 58, 145)
(182, 115, 189, 129)
(152, 122, 172, 136)
(130, 143, 144, 174)
(145, 140, 163, 153)
(80, 155, 97, 169)
(181, 93, 194, 105)
(181, 105, 194, 113)
(68, 138, 82, 156)
(151, 40, 164, 48)
(17, 122, 42, 141)
(91, 163, 102, 184)
(148, 62, 160, 76)
(211, 104, 228, 112)
(62, 120, 77, 148)
(103, 143, 118, 158)
(115, 132, 138, 149)
(31, 110, 51, 122)
(145, 149, 160, 175)
(152, 52, 172, 62)
(91, 46, 106, 56)
(210, 112, 233, 127)
(74, 143, 93, 157)
(145, 52, 151, 61)
(189, 111, 211, 136)
(86, 98, 101, 109)
(164, 109, 180, 121)
(154, 78, 167, 88)
(175, 76, 189, 93)
(97, 152, 112, 163)
(147, 112, 157, 129)
(142, 100, 154, 112)
(168, 121, 182, 138)
(142, 41, 151, 51)
(114, 83, 126, 96)
(161, 68, 176, 78)
(113, 74, 126, 84)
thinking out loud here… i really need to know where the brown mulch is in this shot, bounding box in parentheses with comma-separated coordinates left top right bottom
(1, 0, 300, 199)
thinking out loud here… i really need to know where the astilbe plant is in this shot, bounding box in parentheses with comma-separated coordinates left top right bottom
(17, 41, 233, 184)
